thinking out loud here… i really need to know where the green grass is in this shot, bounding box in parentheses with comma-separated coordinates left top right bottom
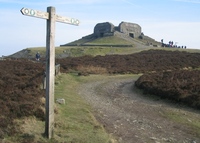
(72, 46, 134, 56)
(24, 47, 46, 58)
(87, 36, 132, 45)
(25, 46, 137, 57)
(11, 34, 200, 58)
(24, 45, 200, 59)
(161, 109, 200, 137)
(53, 74, 114, 143)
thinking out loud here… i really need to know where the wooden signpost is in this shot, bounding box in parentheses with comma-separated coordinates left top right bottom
(21, 6, 79, 139)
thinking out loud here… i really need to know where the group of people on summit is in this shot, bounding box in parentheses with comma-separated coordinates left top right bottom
(161, 39, 186, 49)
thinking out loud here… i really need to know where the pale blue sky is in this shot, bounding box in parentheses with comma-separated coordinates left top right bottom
(0, 0, 200, 56)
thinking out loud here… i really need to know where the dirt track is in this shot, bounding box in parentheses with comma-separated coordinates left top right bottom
(77, 75, 200, 143)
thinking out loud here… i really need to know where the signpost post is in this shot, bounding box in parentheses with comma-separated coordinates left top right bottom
(21, 6, 79, 139)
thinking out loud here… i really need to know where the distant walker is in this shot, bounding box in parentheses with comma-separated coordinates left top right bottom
(35, 52, 40, 61)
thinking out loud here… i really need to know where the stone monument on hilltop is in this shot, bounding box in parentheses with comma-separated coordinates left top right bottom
(93, 21, 142, 38)
(94, 22, 115, 37)
(61, 21, 160, 47)
(118, 22, 141, 38)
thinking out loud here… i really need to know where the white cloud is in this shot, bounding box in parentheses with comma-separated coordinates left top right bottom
(174, 0, 200, 4)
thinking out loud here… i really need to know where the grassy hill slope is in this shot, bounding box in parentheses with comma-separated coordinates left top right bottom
(7, 34, 200, 59)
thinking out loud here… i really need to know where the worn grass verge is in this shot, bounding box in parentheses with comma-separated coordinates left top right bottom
(161, 109, 200, 137)
(53, 73, 114, 143)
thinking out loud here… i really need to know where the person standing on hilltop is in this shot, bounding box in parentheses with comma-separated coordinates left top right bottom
(36, 52, 40, 61)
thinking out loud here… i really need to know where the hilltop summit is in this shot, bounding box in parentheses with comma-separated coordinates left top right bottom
(61, 21, 160, 47)
(8, 21, 162, 59)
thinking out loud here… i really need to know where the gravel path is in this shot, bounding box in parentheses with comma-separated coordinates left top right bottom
(77, 75, 200, 143)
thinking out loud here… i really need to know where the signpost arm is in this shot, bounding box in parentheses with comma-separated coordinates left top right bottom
(45, 6, 56, 139)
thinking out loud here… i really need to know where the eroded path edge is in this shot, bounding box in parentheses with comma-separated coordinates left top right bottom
(77, 75, 200, 143)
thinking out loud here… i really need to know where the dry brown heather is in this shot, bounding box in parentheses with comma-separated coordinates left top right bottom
(135, 70, 200, 109)
(56, 49, 200, 74)
(56, 49, 200, 109)
(0, 60, 45, 138)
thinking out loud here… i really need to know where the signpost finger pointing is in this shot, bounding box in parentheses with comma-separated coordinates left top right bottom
(20, 7, 49, 19)
(21, 7, 80, 26)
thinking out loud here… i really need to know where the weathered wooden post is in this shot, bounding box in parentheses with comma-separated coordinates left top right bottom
(45, 6, 56, 138)
(20, 6, 80, 139)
